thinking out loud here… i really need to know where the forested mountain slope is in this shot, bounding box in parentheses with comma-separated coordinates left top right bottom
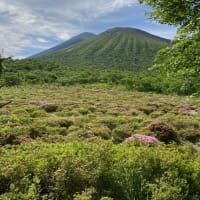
(30, 32, 95, 58)
(36, 27, 170, 70)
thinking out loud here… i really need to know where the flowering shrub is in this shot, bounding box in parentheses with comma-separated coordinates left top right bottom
(146, 121, 179, 143)
(125, 134, 159, 144)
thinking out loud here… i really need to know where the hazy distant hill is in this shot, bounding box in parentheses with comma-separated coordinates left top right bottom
(30, 32, 96, 58)
(36, 27, 170, 70)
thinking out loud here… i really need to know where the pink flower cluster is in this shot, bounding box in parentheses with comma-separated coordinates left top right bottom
(125, 134, 159, 144)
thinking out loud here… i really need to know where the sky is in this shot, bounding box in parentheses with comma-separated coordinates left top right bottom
(0, 0, 177, 58)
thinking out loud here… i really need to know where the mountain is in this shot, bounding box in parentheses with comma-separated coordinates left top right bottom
(30, 32, 96, 58)
(35, 27, 170, 70)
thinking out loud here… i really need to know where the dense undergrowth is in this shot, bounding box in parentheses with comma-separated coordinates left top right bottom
(1, 85, 200, 199)
(2, 59, 200, 95)
(1, 85, 200, 145)
(1, 141, 200, 200)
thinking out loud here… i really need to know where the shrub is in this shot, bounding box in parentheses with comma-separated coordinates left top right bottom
(29, 126, 47, 139)
(40, 103, 58, 113)
(0, 132, 16, 145)
(112, 124, 133, 143)
(179, 128, 200, 143)
(4, 74, 22, 86)
(48, 118, 73, 128)
(125, 134, 159, 144)
(73, 187, 96, 200)
(0, 141, 200, 199)
(25, 72, 40, 84)
(30, 110, 47, 118)
(146, 120, 179, 143)
(12, 135, 33, 145)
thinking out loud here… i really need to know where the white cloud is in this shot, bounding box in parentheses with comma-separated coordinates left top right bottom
(0, 0, 137, 57)
(36, 38, 49, 43)
(112, 0, 135, 9)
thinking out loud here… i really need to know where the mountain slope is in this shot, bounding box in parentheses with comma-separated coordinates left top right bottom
(30, 32, 96, 58)
(36, 27, 170, 70)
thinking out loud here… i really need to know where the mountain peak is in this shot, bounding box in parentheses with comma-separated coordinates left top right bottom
(101, 27, 170, 42)
(103, 27, 144, 33)
(36, 27, 170, 71)
(30, 32, 95, 58)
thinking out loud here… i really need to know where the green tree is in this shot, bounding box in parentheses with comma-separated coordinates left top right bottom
(0, 54, 12, 76)
(0, 54, 6, 76)
(0, 54, 12, 108)
(139, 0, 200, 94)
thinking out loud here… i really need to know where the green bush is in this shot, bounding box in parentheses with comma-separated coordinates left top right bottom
(4, 74, 22, 86)
(4, 57, 200, 95)
(0, 141, 200, 199)
(40, 103, 58, 113)
(73, 187, 96, 200)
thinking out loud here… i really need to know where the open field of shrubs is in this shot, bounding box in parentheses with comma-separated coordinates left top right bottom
(1, 85, 200, 145)
(1, 85, 200, 199)
(1, 141, 200, 200)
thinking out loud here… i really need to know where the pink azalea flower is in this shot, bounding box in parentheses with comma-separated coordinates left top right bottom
(125, 134, 159, 144)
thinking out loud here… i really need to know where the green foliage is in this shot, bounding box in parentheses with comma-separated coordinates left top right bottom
(0, 141, 200, 199)
(148, 32, 200, 95)
(0, 54, 5, 76)
(139, 0, 199, 33)
(73, 187, 96, 200)
(100, 197, 113, 200)
(40, 103, 58, 113)
(0, 54, 11, 76)
(4, 74, 22, 86)
(1, 85, 200, 199)
(1, 85, 200, 145)
(4, 57, 200, 95)
(139, 0, 200, 95)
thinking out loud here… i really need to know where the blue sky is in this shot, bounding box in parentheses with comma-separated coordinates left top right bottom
(0, 0, 177, 58)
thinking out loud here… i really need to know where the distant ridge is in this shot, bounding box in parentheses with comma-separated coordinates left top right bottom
(101, 27, 170, 42)
(30, 32, 96, 58)
(34, 27, 170, 71)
